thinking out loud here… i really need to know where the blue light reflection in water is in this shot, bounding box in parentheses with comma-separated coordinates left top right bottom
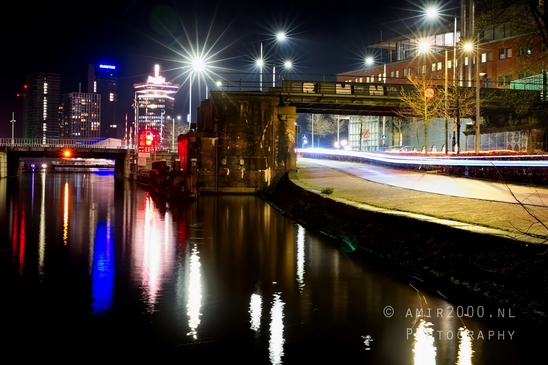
(91, 220, 115, 315)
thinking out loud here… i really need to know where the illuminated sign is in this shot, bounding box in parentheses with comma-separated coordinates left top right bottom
(99, 64, 116, 70)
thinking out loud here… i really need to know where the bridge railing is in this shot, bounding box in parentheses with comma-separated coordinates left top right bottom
(0, 138, 128, 148)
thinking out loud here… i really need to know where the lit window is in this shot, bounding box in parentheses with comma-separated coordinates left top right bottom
(499, 48, 512, 60)
(481, 52, 493, 63)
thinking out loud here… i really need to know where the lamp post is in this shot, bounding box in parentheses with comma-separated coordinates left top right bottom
(10, 112, 15, 146)
(425, 9, 458, 154)
(257, 32, 287, 91)
(475, 34, 481, 154)
(189, 56, 206, 131)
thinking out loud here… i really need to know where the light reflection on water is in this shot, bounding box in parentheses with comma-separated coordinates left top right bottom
(0, 172, 543, 363)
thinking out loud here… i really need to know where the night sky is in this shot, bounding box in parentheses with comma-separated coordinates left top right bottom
(0, 0, 458, 137)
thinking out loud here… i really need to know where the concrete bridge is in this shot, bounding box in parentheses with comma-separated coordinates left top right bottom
(0, 138, 181, 179)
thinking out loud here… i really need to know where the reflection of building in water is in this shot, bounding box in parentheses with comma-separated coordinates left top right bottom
(132, 194, 176, 313)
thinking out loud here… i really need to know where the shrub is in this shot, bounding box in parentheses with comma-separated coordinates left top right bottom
(321, 187, 334, 195)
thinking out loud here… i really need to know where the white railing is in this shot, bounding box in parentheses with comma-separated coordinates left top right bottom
(0, 138, 128, 149)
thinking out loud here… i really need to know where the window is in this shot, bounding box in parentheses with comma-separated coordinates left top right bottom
(418, 65, 426, 74)
(499, 48, 512, 60)
(390, 70, 399, 78)
(481, 52, 493, 63)
(403, 67, 412, 76)
(498, 75, 512, 87)
(431, 62, 442, 71)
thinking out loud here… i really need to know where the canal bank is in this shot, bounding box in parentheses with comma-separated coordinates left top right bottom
(261, 158, 548, 326)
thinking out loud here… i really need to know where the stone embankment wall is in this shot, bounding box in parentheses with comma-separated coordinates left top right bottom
(260, 171, 548, 326)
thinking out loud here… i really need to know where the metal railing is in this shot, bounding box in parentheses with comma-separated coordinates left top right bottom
(0, 138, 128, 148)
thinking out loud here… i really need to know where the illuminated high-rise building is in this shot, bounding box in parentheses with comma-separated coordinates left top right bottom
(23, 73, 61, 140)
(133, 65, 179, 149)
(61, 92, 101, 138)
(79, 63, 119, 138)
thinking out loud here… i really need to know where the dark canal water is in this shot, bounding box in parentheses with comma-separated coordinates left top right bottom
(0, 172, 544, 363)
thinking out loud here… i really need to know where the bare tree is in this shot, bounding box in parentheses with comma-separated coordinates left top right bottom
(306, 114, 337, 147)
(395, 73, 445, 152)
(391, 117, 405, 147)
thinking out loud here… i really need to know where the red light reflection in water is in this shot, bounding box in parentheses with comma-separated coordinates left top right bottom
(63, 182, 69, 245)
(11, 201, 26, 274)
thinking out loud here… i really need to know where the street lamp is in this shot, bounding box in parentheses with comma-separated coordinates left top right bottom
(425, 9, 458, 154)
(257, 32, 287, 91)
(470, 36, 481, 154)
(170, 115, 181, 152)
(365, 56, 387, 149)
(189, 56, 206, 130)
(10, 112, 15, 146)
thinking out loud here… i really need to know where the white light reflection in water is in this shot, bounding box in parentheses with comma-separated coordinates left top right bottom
(296, 224, 305, 292)
(413, 319, 436, 365)
(63, 181, 69, 245)
(137, 194, 175, 313)
(457, 327, 474, 365)
(269, 293, 285, 365)
(38, 172, 46, 278)
(249, 293, 262, 332)
(187, 244, 202, 339)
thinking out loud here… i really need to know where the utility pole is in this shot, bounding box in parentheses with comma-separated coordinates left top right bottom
(10, 112, 16, 145)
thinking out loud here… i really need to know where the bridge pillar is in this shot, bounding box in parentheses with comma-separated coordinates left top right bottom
(6, 153, 22, 177)
(277, 105, 298, 171)
(115, 152, 133, 179)
(0, 150, 6, 179)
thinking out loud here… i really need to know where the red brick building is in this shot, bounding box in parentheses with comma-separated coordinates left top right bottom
(336, 25, 547, 153)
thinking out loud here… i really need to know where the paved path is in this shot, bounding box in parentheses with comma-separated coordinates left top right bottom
(294, 158, 548, 244)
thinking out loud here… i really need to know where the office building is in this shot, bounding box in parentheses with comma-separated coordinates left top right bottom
(61, 92, 101, 138)
(79, 64, 119, 138)
(23, 73, 61, 140)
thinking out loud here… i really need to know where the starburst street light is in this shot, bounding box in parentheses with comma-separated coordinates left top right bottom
(256, 31, 287, 91)
(188, 55, 207, 130)
(421, 5, 460, 154)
